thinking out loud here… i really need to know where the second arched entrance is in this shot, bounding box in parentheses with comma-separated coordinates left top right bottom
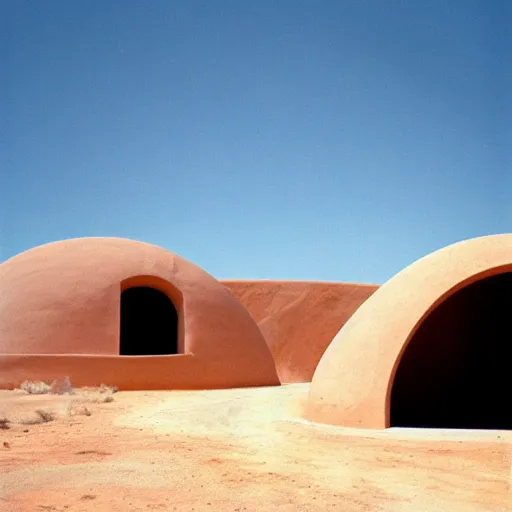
(391, 272, 512, 429)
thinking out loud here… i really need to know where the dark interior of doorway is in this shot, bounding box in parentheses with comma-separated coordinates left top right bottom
(120, 286, 178, 356)
(390, 272, 512, 429)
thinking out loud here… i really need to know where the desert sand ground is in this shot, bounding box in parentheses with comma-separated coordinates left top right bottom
(1, 383, 510, 512)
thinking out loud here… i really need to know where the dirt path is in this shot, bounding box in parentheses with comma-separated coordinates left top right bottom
(1, 384, 510, 511)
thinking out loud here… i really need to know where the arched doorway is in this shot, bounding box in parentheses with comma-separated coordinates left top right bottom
(390, 272, 512, 429)
(120, 287, 178, 356)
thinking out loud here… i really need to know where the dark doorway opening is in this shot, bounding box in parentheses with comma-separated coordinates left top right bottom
(390, 272, 512, 430)
(120, 287, 178, 356)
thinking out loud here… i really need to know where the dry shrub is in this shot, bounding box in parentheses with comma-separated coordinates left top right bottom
(20, 409, 56, 425)
(0, 416, 10, 430)
(18, 377, 74, 395)
(73, 405, 92, 417)
(49, 376, 74, 395)
(99, 383, 118, 394)
(95, 394, 114, 403)
(19, 380, 51, 395)
(19, 379, 116, 397)
(80, 406, 92, 417)
(36, 409, 55, 422)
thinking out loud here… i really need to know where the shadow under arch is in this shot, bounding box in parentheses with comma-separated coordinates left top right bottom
(388, 269, 512, 430)
(119, 275, 185, 356)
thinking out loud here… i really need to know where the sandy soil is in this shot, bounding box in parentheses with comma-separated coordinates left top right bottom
(1, 384, 511, 511)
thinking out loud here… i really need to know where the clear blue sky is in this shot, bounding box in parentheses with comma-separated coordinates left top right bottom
(2, 1, 510, 283)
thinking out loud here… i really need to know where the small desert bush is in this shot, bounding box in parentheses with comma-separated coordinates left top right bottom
(36, 409, 55, 422)
(0, 415, 10, 430)
(20, 409, 56, 425)
(18, 377, 74, 395)
(94, 394, 114, 404)
(73, 405, 92, 417)
(99, 383, 118, 394)
(19, 380, 51, 394)
(49, 376, 74, 395)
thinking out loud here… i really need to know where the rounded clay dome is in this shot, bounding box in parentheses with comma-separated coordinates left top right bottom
(0, 237, 280, 390)
(306, 233, 512, 429)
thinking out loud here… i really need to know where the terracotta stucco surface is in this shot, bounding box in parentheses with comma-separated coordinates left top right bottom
(0, 238, 279, 390)
(222, 280, 378, 382)
(306, 234, 512, 429)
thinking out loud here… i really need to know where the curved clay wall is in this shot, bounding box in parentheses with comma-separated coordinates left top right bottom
(306, 234, 512, 429)
(222, 280, 378, 382)
(0, 238, 280, 390)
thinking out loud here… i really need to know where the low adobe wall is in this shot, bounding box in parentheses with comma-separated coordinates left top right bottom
(222, 280, 379, 383)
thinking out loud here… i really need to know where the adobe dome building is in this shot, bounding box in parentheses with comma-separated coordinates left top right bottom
(306, 234, 512, 431)
(3, 232, 509, 435)
(0, 237, 280, 390)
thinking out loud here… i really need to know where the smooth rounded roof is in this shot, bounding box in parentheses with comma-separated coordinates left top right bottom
(0, 237, 279, 389)
(306, 234, 512, 428)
